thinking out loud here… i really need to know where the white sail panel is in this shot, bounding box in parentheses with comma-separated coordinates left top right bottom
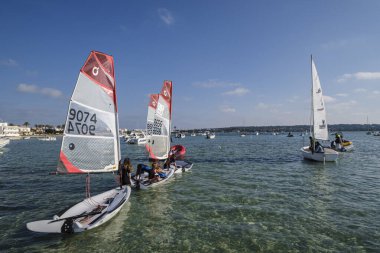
(146, 94, 159, 136)
(146, 81, 172, 160)
(58, 51, 119, 173)
(312, 59, 329, 141)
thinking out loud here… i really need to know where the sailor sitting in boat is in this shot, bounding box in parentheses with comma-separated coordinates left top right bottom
(314, 141, 324, 153)
(330, 141, 346, 152)
(163, 154, 176, 169)
(152, 161, 166, 179)
(134, 164, 151, 180)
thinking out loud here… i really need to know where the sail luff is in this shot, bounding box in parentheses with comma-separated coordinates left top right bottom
(111, 55, 121, 164)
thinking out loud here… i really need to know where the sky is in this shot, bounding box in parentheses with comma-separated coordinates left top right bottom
(1, 0, 380, 129)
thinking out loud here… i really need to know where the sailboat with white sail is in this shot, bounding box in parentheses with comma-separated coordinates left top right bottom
(26, 51, 131, 233)
(301, 56, 339, 162)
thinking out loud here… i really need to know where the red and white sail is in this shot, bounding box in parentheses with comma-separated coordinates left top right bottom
(146, 80, 172, 160)
(57, 51, 120, 173)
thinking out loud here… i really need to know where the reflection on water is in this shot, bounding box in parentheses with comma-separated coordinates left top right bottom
(0, 133, 380, 252)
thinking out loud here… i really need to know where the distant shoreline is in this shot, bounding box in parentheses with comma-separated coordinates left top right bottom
(176, 124, 379, 133)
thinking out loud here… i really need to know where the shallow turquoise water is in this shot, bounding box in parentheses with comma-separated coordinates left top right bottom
(0, 132, 379, 252)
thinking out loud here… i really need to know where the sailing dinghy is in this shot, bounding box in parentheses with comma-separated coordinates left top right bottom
(26, 51, 131, 233)
(132, 81, 175, 188)
(147, 81, 193, 173)
(301, 56, 339, 162)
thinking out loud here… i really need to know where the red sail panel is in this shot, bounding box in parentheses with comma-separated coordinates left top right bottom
(145, 144, 158, 160)
(59, 151, 84, 174)
(80, 51, 117, 111)
(160, 80, 172, 119)
(149, 94, 159, 109)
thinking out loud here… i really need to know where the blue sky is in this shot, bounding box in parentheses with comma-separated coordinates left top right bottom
(1, 0, 380, 129)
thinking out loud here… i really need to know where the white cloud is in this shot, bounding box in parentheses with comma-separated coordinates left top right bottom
(17, 83, 38, 93)
(17, 83, 63, 98)
(158, 8, 174, 25)
(220, 105, 236, 113)
(354, 88, 367, 93)
(336, 93, 348, 97)
(329, 100, 357, 111)
(321, 38, 365, 50)
(323, 95, 336, 103)
(222, 87, 250, 96)
(373, 90, 380, 95)
(338, 72, 380, 83)
(40, 88, 63, 98)
(0, 58, 18, 67)
(287, 96, 299, 103)
(321, 39, 350, 49)
(193, 79, 240, 88)
(256, 102, 269, 109)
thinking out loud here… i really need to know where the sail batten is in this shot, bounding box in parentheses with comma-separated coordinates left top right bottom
(58, 51, 119, 174)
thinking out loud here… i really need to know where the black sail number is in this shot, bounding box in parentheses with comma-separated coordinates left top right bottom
(67, 108, 96, 135)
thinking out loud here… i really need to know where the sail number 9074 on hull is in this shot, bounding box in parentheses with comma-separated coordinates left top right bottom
(67, 109, 97, 135)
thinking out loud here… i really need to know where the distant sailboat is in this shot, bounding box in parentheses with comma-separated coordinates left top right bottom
(301, 56, 339, 162)
(27, 51, 131, 233)
(366, 116, 372, 135)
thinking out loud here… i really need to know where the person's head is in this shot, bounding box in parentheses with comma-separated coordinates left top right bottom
(123, 158, 131, 167)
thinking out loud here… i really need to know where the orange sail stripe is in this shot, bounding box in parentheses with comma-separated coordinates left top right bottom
(60, 151, 84, 174)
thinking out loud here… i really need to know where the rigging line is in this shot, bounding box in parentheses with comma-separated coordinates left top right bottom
(86, 174, 91, 199)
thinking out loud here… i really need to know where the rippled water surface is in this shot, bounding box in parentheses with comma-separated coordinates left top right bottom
(0, 132, 379, 252)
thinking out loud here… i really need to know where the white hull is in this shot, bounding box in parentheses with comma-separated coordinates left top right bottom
(206, 134, 215, 139)
(26, 186, 131, 233)
(132, 168, 175, 190)
(301, 146, 339, 162)
(173, 160, 193, 174)
(0, 139, 10, 148)
(333, 144, 354, 152)
(38, 136, 56, 141)
(127, 137, 147, 145)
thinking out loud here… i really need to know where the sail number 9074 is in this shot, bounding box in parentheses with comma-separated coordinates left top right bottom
(68, 109, 97, 135)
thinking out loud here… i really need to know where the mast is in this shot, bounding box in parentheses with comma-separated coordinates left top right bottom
(310, 54, 314, 140)
(113, 57, 121, 163)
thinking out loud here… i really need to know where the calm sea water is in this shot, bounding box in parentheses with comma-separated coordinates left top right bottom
(0, 132, 379, 252)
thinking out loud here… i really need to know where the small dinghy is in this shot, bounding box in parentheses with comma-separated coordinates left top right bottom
(27, 186, 130, 233)
(132, 165, 175, 190)
(301, 56, 339, 162)
(26, 51, 131, 233)
(145, 81, 194, 175)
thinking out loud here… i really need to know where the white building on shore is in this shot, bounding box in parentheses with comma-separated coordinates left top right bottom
(0, 123, 31, 137)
